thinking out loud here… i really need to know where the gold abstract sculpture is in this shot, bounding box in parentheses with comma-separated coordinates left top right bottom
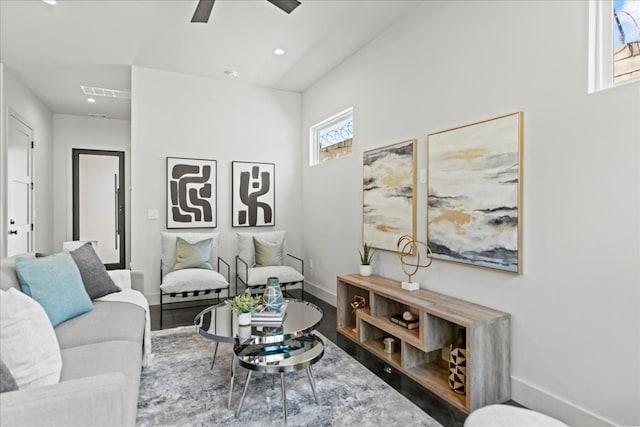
(396, 235, 433, 290)
(350, 295, 367, 314)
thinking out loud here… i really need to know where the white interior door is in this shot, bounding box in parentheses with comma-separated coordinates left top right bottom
(73, 150, 125, 269)
(7, 113, 33, 256)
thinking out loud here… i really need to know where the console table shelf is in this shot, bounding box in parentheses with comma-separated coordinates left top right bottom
(336, 274, 511, 414)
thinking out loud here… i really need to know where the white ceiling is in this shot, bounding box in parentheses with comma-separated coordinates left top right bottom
(0, 0, 421, 120)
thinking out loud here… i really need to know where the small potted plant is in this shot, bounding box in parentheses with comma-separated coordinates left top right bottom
(225, 290, 260, 325)
(359, 242, 375, 277)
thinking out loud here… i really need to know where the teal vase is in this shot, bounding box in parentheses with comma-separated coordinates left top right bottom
(263, 277, 283, 311)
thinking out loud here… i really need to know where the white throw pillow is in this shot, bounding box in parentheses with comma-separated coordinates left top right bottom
(0, 288, 62, 389)
(160, 268, 228, 293)
(237, 230, 286, 267)
(161, 232, 220, 275)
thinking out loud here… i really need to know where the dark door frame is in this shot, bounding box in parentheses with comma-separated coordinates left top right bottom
(72, 149, 125, 270)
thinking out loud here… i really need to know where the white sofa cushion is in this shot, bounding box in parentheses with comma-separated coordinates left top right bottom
(160, 269, 228, 293)
(0, 288, 62, 389)
(161, 232, 220, 275)
(245, 266, 304, 287)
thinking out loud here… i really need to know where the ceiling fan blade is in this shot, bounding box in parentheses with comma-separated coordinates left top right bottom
(191, 0, 215, 23)
(267, 0, 301, 14)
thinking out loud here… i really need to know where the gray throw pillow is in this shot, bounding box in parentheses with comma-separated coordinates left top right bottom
(0, 359, 18, 393)
(69, 243, 121, 299)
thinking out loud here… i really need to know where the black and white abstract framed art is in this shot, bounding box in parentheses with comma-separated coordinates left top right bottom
(166, 157, 217, 229)
(232, 161, 275, 227)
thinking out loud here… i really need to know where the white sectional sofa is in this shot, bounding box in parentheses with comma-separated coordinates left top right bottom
(0, 255, 146, 427)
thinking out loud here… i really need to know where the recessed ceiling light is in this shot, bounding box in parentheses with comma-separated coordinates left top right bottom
(41, 0, 57, 5)
(273, 48, 285, 56)
(223, 70, 239, 78)
(87, 97, 96, 103)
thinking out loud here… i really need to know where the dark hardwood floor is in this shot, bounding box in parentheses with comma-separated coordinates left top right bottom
(150, 290, 490, 427)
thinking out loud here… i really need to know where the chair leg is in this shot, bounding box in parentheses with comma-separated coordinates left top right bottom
(227, 357, 236, 409)
(159, 291, 163, 330)
(210, 341, 219, 370)
(235, 370, 252, 418)
(281, 372, 287, 422)
(306, 366, 319, 404)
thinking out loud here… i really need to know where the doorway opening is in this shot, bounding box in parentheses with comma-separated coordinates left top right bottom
(6, 111, 34, 257)
(72, 149, 125, 269)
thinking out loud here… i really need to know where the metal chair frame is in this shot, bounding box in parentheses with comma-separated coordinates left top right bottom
(160, 257, 230, 329)
(235, 254, 304, 298)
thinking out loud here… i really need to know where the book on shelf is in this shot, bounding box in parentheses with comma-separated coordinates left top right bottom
(390, 314, 419, 330)
(251, 303, 288, 323)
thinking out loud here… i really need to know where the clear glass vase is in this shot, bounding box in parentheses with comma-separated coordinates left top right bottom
(262, 277, 283, 311)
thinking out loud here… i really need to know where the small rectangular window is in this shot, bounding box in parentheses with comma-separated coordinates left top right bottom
(310, 107, 353, 166)
(589, 0, 640, 92)
(613, 0, 640, 83)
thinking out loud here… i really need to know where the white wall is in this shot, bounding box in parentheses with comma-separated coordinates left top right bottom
(301, 1, 639, 426)
(52, 114, 131, 265)
(0, 64, 54, 257)
(131, 67, 302, 303)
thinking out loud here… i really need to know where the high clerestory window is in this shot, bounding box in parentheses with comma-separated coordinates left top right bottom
(309, 107, 353, 166)
(589, 0, 640, 92)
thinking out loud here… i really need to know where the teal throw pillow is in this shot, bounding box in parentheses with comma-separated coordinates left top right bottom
(253, 237, 284, 267)
(16, 252, 93, 327)
(174, 237, 213, 271)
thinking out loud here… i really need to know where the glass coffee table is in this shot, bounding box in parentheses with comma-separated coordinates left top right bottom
(194, 299, 324, 411)
(234, 333, 324, 422)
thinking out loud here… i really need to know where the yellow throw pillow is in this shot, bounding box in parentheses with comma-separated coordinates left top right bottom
(174, 237, 213, 271)
(253, 237, 284, 267)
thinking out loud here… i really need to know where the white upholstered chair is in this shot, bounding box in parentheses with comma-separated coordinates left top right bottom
(160, 232, 230, 329)
(235, 230, 304, 298)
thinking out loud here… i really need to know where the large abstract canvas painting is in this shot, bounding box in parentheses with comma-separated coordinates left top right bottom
(166, 157, 217, 229)
(232, 161, 275, 227)
(427, 112, 522, 273)
(363, 139, 416, 252)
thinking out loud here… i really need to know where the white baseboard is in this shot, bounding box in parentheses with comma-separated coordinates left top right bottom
(303, 279, 336, 306)
(512, 376, 616, 426)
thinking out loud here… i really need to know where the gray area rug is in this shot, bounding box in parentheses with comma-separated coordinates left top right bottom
(137, 326, 442, 426)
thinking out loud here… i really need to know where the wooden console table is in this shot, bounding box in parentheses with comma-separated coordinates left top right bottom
(336, 274, 511, 414)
